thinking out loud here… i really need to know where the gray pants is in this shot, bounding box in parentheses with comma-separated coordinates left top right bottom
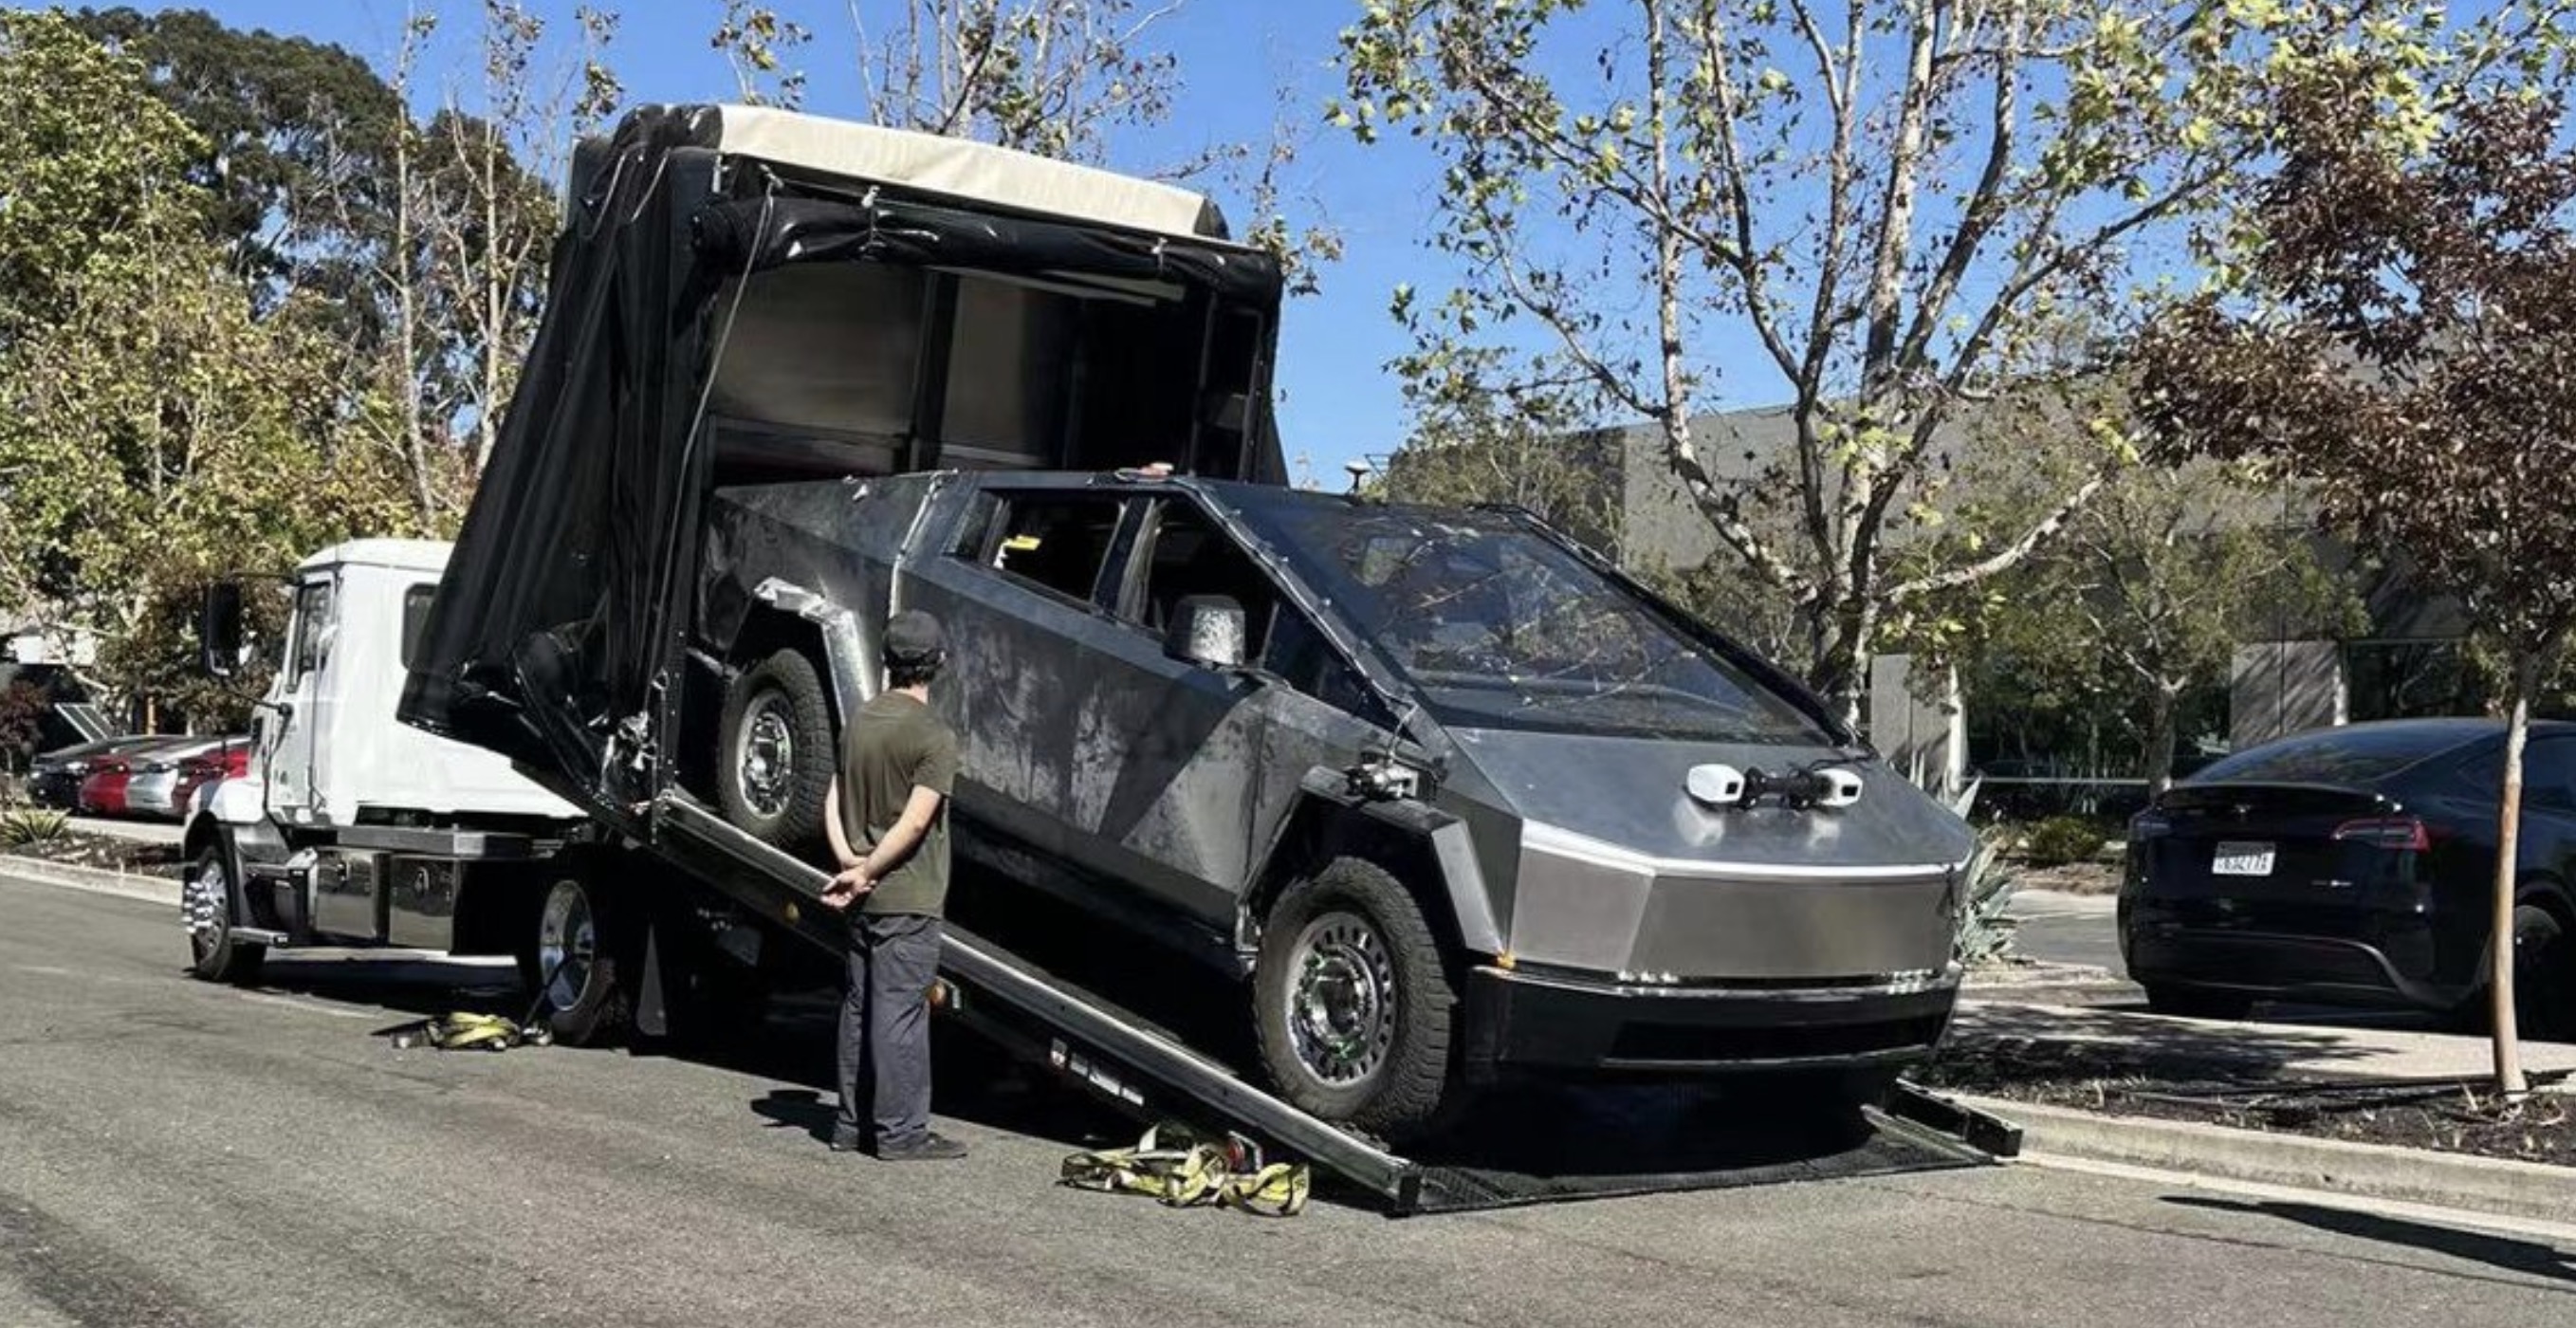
(836, 912, 944, 1150)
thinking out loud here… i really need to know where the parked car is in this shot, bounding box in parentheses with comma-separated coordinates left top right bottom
(171, 740, 250, 820)
(71, 736, 193, 817)
(2121, 717, 2576, 1038)
(128, 738, 235, 820)
(28, 736, 128, 808)
(78, 755, 137, 816)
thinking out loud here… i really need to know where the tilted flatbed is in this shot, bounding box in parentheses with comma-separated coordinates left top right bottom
(646, 792, 2019, 1215)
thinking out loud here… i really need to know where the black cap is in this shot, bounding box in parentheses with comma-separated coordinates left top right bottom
(883, 609, 946, 667)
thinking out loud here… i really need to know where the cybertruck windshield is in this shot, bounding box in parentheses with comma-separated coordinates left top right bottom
(1229, 493, 1833, 745)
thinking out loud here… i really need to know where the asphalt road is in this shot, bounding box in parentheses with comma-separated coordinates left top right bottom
(2009, 890, 2126, 975)
(5, 871, 2574, 1328)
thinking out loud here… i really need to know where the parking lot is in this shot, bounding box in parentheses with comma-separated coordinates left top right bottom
(6, 869, 2570, 1328)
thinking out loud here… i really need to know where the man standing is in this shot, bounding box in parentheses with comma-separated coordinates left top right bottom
(821, 609, 966, 1161)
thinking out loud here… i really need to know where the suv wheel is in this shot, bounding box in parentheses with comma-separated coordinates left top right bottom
(717, 647, 834, 855)
(1252, 857, 1459, 1140)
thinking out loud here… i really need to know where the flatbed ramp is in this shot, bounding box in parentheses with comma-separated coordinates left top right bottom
(650, 792, 2017, 1214)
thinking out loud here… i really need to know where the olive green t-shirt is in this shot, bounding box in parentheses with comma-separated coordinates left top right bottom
(836, 691, 960, 917)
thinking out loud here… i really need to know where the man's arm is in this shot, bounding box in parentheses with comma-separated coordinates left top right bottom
(853, 784, 946, 883)
(822, 776, 859, 871)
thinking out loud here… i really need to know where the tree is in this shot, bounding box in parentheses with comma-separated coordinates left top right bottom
(0, 13, 421, 726)
(68, 6, 410, 322)
(421, 2, 621, 475)
(1374, 348, 1615, 538)
(2138, 43, 2576, 1097)
(0, 9, 203, 341)
(1978, 458, 2358, 795)
(1332, 0, 2467, 722)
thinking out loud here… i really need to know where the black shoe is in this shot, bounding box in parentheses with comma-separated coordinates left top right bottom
(874, 1132, 967, 1161)
(828, 1130, 868, 1153)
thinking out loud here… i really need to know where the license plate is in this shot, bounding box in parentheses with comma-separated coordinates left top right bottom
(2212, 841, 2275, 876)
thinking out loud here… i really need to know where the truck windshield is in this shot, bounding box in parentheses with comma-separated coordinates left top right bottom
(1232, 498, 1831, 745)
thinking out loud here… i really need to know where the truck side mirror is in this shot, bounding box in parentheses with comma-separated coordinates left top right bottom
(201, 581, 248, 678)
(1164, 595, 1247, 670)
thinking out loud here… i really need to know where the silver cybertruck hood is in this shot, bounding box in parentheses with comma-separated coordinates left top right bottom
(1439, 728, 1977, 985)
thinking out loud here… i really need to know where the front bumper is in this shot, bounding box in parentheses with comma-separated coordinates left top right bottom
(1461, 964, 1960, 1079)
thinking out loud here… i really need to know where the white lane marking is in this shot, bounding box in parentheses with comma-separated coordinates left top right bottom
(2020, 1152, 2576, 1246)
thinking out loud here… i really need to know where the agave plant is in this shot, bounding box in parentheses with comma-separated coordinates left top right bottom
(1953, 825, 2025, 968)
(0, 806, 70, 849)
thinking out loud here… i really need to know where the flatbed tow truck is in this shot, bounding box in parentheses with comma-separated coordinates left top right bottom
(181, 102, 2018, 1216)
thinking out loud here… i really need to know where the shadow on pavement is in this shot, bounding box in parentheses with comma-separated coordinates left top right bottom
(2163, 1195, 2576, 1283)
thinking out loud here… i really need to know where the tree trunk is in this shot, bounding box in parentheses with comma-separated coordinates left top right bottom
(2144, 682, 2181, 799)
(2490, 655, 2533, 1099)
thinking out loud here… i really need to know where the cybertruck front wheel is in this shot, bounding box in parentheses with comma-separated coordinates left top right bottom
(1253, 857, 1460, 1140)
(716, 647, 835, 856)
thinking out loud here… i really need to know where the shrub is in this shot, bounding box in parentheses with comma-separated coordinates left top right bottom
(0, 807, 69, 849)
(2021, 815, 2108, 869)
(1953, 826, 2023, 967)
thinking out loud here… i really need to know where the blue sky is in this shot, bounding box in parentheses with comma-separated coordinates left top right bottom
(140, 0, 1471, 484)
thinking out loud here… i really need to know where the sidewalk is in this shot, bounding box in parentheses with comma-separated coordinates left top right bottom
(1952, 1000, 2576, 1083)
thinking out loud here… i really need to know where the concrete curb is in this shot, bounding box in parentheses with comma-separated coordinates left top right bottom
(1, 853, 182, 907)
(1956, 1092, 2576, 1227)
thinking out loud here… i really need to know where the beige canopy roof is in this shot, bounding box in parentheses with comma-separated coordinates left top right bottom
(698, 103, 1231, 242)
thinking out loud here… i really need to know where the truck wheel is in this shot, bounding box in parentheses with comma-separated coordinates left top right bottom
(1252, 858, 1459, 1140)
(717, 647, 834, 855)
(182, 845, 264, 985)
(533, 875, 630, 1045)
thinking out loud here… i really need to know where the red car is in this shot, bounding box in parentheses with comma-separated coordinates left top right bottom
(171, 741, 250, 818)
(77, 756, 137, 816)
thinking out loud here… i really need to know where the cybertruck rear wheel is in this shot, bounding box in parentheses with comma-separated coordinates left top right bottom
(1253, 857, 1460, 1140)
(717, 647, 834, 856)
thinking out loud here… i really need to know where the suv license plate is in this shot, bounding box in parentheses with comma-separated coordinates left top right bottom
(2212, 842, 2275, 876)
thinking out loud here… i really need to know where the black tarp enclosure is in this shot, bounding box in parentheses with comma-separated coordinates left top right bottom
(397, 103, 1290, 814)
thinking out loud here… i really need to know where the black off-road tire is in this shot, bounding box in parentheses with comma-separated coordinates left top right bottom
(2512, 903, 2574, 1042)
(2143, 984, 2254, 1021)
(716, 648, 836, 857)
(531, 873, 631, 1047)
(1252, 857, 1461, 1141)
(184, 845, 265, 985)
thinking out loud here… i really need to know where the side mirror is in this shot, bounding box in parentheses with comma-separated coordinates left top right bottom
(1164, 595, 1247, 670)
(200, 581, 248, 678)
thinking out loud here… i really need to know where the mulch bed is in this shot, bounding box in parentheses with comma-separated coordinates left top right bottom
(1918, 1038, 2576, 1169)
(3, 830, 186, 879)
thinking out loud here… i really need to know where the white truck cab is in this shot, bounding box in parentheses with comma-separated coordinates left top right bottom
(183, 541, 586, 987)
(243, 540, 580, 826)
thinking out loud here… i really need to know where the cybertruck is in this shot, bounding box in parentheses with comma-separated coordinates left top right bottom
(399, 103, 1975, 1139)
(689, 469, 1976, 1136)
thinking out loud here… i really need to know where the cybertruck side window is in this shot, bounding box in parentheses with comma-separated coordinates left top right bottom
(966, 491, 1130, 608)
(1121, 499, 1282, 657)
(1123, 498, 1392, 726)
